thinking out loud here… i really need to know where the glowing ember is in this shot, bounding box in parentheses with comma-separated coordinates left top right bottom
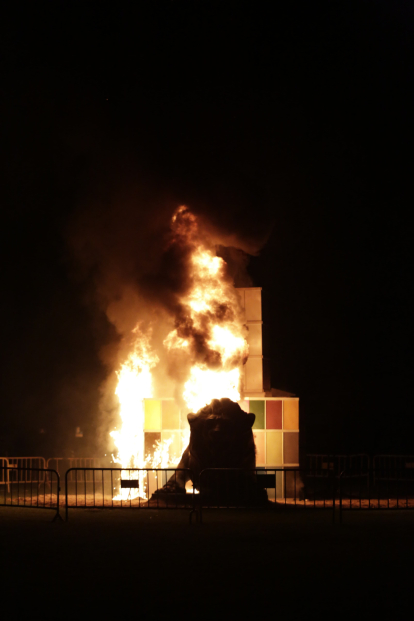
(109, 206, 249, 494)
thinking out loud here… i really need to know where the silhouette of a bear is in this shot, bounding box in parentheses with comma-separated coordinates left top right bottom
(155, 397, 268, 504)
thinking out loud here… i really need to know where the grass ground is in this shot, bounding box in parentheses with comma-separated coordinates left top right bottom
(1, 506, 413, 619)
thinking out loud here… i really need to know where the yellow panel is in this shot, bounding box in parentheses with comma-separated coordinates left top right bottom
(253, 431, 265, 466)
(161, 431, 183, 465)
(162, 400, 180, 429)
(244, 288, 262, 321)
(266, 431, 283, 465)
(144, 400, 161, 430)
(283, 399, 299, 430)
(246, 322, 262, 356)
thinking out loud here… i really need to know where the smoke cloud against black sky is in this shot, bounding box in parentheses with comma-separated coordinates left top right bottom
(0, 3, 412, 456)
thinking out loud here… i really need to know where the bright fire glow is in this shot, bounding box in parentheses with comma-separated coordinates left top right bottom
(110, 206, 249, 496)
(110, 328, 158, 500)
(183, 366, 241, 414)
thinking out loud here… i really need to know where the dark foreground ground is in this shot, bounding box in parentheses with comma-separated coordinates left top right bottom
(1, 506, 413, 619)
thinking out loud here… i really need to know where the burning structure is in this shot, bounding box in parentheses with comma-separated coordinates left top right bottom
(106, 206, 299, 499)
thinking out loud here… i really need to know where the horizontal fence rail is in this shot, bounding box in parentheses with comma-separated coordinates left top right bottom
(47, 458, 104, 483)
(0, 466, 61, 520)
(65, 468, 196, 521)
(0, 457, 48, 484)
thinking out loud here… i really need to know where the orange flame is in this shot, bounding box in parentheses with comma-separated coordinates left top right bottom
(110, 206, 248, 490)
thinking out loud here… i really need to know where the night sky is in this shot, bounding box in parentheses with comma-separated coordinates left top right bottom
(1, 2, 412, 457)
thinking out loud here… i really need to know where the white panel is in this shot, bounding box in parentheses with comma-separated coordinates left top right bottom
(246, 322, 262, 355)
(244, 357, 263, 391)
(245, 289, 262, 321)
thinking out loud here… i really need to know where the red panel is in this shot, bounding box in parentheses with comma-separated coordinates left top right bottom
(266, 400, 282, 429)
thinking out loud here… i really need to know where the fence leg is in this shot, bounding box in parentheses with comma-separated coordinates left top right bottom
(52, 509, 63, 522)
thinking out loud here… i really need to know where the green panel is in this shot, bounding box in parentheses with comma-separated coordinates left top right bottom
(250, 400, 265, 429)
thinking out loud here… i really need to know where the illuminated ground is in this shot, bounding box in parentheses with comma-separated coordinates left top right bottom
(1, 506, 413, 617)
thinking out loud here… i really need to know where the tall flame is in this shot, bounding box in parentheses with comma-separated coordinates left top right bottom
(110, 206, 249, 490)
(110, 327, 158, 499)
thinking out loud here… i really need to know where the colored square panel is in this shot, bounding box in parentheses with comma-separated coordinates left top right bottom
(266, 431, 283, 465)
(144, 432, 161, 458)
(161, 431, 182, 464)
(284, 432, 299, 464)
(250, 400, 265, 429)
(239, 399, 249, 413)
(162, 400, 180, 429)
(144, 400, 161, 430)
(266, 400, 282, 429)
(283, 399, 299, 430)
(253, 431, 265, 466)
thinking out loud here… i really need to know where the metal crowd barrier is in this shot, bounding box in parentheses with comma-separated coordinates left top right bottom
(372, 455, 414, 485)
(337, 467, 414, 518)
(198, 468, 339, 523)
(0, 466, 61, 521)
(64, 468, 197, 521)
(306, 454, 370, 478)
(0, 458, 11, 493)
(3, 457, 48, 484)
(47, 458, 103, 483)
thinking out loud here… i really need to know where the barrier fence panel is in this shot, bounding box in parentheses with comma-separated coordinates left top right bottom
(372, 455, 414, 486)
(0, 467, 61, 520)
(47, 458, 104, 485)
(3, 457, 48, 484)
(65, 468, 196, 521)
(0, 458, 11, 493)
(339, 467, 414, 518)
(198, 468, 338, 522)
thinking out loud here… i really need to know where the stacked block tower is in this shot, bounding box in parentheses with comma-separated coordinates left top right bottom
(236, 287, 300, 473)
(142, 288, 299, 480)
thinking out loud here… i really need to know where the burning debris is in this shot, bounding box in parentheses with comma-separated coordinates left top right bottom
(109, 206, 251, 500)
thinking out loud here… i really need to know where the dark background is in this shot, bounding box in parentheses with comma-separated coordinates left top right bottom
(1, 2, 412, 457)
